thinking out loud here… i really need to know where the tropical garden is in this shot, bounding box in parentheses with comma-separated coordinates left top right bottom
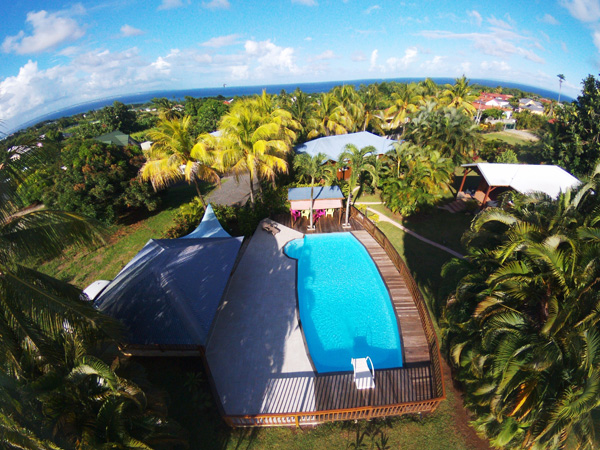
(3, 73, 600, 449)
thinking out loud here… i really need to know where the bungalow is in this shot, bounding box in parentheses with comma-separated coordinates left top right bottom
(295, 131, 397, 180)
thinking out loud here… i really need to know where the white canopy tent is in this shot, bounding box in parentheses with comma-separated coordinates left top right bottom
(459, 163, 580, 204)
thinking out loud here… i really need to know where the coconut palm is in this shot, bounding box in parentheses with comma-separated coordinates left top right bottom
(308, 92, 348, 139)
(286, 88, 318, 143)
(385, 83, 423, 136)
(337, 144, 379, 227)
(218, 99, 294, 205)
(441, 76, 478, 116)
(443, 177, 600, 450)
(407, 103, 480, 165)
(293, 152, 335, 229)
(140, 114, 220, 204)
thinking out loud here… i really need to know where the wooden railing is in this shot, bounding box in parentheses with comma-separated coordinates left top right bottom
(350, 207, 446, 401)
(225, 398, 442, 427)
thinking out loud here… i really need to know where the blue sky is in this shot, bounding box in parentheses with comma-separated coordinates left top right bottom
(1, 0, 600, 132)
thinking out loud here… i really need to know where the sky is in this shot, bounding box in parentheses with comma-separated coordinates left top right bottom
(1, 0, 600, 132)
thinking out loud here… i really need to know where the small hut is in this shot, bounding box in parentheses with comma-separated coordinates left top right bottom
(287, 186, 345, 223)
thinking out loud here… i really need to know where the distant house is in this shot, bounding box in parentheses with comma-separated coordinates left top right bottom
(518, 99, 544, 115)
(485, 98, 511, 108)
(140, 141, 152, 151)
(94, 130, 140, 147)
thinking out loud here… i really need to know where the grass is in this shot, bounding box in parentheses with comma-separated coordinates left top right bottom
(355, 192, 382, 203)
(38, 183, 198, 287)
(482, 131, 536, 146)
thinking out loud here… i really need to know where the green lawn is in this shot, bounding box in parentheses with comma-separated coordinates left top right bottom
(483, 131, 535, 146)
(38, 183, 198, 288)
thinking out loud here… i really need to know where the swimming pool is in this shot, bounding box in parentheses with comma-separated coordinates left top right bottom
(285, 233, 403, 373)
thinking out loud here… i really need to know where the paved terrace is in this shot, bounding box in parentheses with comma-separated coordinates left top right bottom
(205, 218, 434, 418)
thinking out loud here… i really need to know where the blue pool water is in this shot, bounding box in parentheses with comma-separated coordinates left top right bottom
(285, 233, 403, 373)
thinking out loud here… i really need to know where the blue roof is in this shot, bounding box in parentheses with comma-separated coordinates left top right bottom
(288, 186, 344, 201)
(95, 236, 243, 347)
(295, 131, 397, 161)
(180, 204, 231, 239)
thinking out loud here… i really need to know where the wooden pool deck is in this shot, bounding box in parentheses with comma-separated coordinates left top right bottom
(211, 209, 444, 427)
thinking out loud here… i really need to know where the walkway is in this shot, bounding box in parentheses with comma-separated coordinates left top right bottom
(206, 173, 260, 206)
(364, 207, 465, 259)
(205, 220, 314, 415)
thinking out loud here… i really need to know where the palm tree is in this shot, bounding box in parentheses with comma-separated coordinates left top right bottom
(337, 144, 379, 227)
(293, 152, 335, 229)
(218, 99, 294, 205)
(443, 177, 600, 450)
(308, 92, 348, 139)
(557, 74, 566, 103)
(385, 83, 422, 136)
(286, 88, 318, 143)
(140, 114, 220, 204)
(441, 76, 478, 116)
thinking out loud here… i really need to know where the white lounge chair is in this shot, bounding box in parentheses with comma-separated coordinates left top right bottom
(351, 357, 375, 390)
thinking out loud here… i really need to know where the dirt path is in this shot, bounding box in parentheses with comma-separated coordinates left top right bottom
(206, 173, 259, 206)
(503, 129, 539, 141)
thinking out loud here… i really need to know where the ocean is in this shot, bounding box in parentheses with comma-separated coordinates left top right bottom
(16, 77, 572, 132)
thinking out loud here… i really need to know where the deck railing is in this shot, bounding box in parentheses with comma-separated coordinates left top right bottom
(224, 398, 442, 427)
(350, 207, 446, 400)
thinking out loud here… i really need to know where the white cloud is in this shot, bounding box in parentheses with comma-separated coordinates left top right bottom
(488, 15, 512, 29)
(593, 30, 600, 51)
(201, 34, 240, 48)
(292, 0, 318, 5)
(560, 0, 600, 22)
(158, 0, 185, 10)
(121, 24, 144, 37)
(230, 65, 249, 79)
(305, 37, 313, 41)
(365, 5, 380, 14)
(539, 14, 559, 25)
(0, 61, 72, 121)
(202, 0, 231, 9)
(369, 49, 379, 71)
(386, 47, 418, 71)
(561, 41, 569, 52)
(314, 50, 336, 60)
(481, 60, 511, 72)
(352, 51, 366, 61)
(2, 9, 85, 54)
(468, 10, 482, 26)
(420, 55, 446, 72)
(420, 29, 545, 64)
(244, 40, 299, 76)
